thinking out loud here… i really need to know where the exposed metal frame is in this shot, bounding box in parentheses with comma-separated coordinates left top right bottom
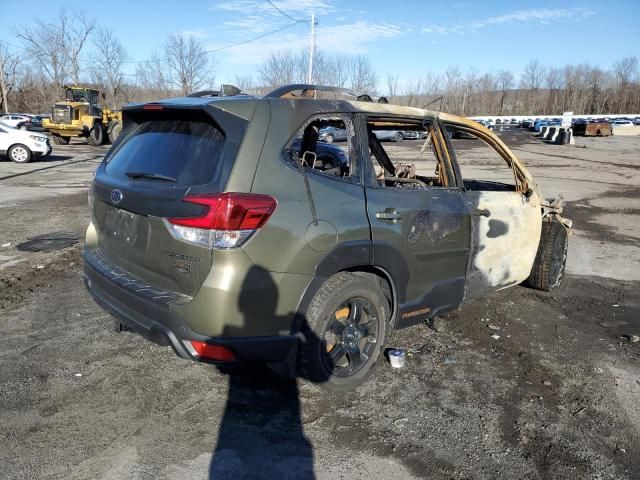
(264, 84, 357, 99)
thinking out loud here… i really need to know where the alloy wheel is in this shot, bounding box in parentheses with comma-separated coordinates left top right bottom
(323, 298, 380, 378)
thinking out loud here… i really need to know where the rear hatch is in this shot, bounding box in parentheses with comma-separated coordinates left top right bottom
(90, 102, 250, 297)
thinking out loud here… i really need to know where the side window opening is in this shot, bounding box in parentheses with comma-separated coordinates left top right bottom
(365, 118, 451, 189)
(443, 123, 520, 192)
(288, 116, 355, 180)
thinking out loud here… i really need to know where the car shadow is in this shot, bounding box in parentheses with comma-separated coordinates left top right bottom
(37, 154, 75, 162)
(209, 266, 332, 480)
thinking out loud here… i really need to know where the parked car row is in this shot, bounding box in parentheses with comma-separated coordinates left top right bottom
(0, 113, 51, 132)
(472, 116, 640, 131)
(318, 126, 429, 143)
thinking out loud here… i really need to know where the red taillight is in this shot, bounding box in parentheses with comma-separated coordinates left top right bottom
(142, 104, 163, 110)
(189, 341, 236, 362)
(168, 193, 277, 231)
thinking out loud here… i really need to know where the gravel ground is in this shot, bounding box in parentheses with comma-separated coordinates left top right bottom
(0, 131, 639, 479)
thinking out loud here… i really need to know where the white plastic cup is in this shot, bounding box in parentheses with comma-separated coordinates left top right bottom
(389, 349, 406, 368)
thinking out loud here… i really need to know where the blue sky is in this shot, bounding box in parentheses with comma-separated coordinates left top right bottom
(1, 0, 639, 89)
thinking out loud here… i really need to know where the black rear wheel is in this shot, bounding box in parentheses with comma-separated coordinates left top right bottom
(87, 123, 104, 146)
(300, 272, 388, 391)
(108, 122, 122, 144)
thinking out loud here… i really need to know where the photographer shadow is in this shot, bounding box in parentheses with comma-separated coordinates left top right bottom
(209, 266, 331, 480)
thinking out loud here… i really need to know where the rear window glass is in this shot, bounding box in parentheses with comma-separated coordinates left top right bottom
(105, 120, 225, 186)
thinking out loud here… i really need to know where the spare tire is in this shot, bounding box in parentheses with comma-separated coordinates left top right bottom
(527, 221, 568, 291)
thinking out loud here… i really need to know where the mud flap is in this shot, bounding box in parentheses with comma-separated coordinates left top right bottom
(267, 341, 299, 380)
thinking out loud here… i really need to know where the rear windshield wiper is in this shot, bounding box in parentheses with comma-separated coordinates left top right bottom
(126, 171, 176, 182)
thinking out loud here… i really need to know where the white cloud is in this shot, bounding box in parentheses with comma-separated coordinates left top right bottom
(472, 8, 595, 29)
(422, 8, 596, 36)
(223, 15, 272, 34)
(213, 0, 334, 16)
(177, 29, 209, 39)
(421, 24, 463, 35)
(214, 20, 405, 65)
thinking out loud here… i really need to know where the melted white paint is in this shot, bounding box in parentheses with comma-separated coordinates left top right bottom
(467, 190, 542, 295)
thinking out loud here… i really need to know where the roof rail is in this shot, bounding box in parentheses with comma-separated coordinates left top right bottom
(264, 84, 389, 104)
(264, 84, 358, 99)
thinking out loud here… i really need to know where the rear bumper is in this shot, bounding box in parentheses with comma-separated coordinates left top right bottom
(83, 250, 299, 364)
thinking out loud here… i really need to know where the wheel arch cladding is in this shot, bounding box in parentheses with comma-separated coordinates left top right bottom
(295, 241, 404, 331)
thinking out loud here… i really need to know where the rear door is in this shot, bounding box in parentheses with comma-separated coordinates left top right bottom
(91, 104, 249, 297)
(360, 115, 471, 324)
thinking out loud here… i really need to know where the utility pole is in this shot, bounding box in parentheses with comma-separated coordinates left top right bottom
(307, 13, 316, 84)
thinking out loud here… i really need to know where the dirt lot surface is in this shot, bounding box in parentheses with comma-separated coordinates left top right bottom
(1, 131, 639, 479)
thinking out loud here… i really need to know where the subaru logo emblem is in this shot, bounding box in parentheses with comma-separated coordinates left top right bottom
(110, 189, 123, 204)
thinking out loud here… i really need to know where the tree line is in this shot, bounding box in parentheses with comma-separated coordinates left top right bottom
(1, 9, 638, 116)
(387, 58, 640, 116)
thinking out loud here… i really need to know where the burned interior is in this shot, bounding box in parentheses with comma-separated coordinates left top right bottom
(365, 117, 454, 189)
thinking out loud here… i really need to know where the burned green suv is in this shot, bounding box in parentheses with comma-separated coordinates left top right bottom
(83, 84, 571, 390)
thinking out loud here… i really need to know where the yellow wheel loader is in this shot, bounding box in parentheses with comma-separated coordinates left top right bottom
(43, 86, 122, 146)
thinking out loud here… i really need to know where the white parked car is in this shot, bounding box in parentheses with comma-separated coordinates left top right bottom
(0, 114, 33, 128)
(611, 120, 634, 127)
(0, 122, 51, 163)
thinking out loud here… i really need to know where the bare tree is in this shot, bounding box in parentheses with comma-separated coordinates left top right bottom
(386, 74, 399, 100)
(496, 70, 514, 115)
(134, 54, 172, 102)
(165, 34, 211, 95)
(613, 56, 638, 89)
(326, 56, 349, 88)
(521, 59, 545, 113)
(234, 74, 255, 92)
(63, 11, 95, 85)
(90, 27, 128, 109)
(0, 44, 22, 113)
(613, 56, 638, 111)
(346, 55, 377, 93)
(18, 9, 94, 89)
(259, 50, 376, 94)
(259, 50, 298, 88)
(477, 72, 496, 114)
(442, 67, 462, 113)
(461, 68, 479, 115)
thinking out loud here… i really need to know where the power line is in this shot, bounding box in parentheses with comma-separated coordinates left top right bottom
(104, 20, 306, 63)
(266, 0, 303, 22)
(204, 20, 305, 54)
(3, 18, 306, 68)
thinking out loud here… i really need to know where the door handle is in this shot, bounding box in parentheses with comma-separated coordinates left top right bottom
(376, 208, 402, 222)
(472, 209, 490, 217)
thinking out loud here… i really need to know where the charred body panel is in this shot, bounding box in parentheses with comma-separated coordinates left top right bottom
(464, 190, 542, 299)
